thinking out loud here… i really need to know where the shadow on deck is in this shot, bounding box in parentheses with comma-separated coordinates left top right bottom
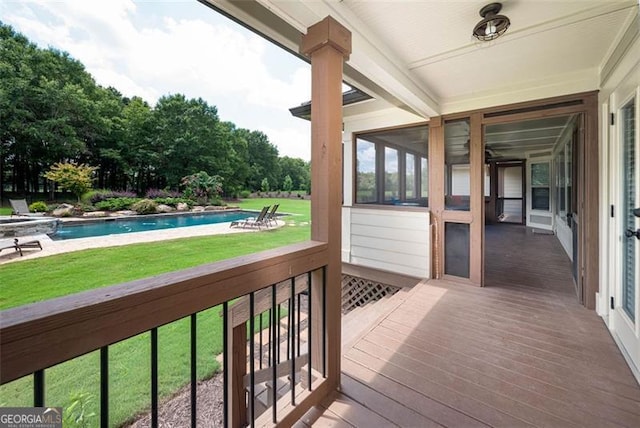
(301, 225, 640, 427)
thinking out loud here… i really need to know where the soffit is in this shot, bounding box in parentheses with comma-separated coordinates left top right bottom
(252, 0, 637, 116)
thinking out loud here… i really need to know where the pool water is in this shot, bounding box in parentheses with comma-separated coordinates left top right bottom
(52, 211, 255, 240)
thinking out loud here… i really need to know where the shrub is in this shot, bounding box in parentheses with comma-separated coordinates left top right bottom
(28, 201, 48, 213)
(131, 199, 158, 215)
(145, 188, 182, 199)
(94, 197, 140, 211)
(239, 190, 251, 199)
(152, 197, 193, 207)
(44, 162, 97, 202)
(78, 203, 96, 213)
(181, 172, 223, 204)
(87, 190, 136, 204)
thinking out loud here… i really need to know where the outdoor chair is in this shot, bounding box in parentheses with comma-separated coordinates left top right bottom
(9, 199, 45, 217)
(265, 204, 280, 227)
(0, 238, 42, 257)
(230, 205, 270, 230)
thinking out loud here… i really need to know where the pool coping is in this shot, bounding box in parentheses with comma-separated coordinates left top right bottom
(0, 218, 286, 265)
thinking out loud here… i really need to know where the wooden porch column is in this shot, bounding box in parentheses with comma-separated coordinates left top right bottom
(301, 16, 351, 389)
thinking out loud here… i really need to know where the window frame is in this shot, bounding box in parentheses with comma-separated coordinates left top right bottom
(353, 123, 429, 208)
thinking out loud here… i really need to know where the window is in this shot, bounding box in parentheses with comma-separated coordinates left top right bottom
(531, 162, 550, 211)
(356, 140, 377, 203)
(355, 124, 429, 206)
(554, 139, 574, 224)
(385, 147, 399, 202)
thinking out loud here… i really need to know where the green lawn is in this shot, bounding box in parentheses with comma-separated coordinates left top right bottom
(0, 198, 309, 426)
(0, 207, 11, 215)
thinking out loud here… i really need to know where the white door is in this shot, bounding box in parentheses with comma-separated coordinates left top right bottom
(611, 82, 640, 379)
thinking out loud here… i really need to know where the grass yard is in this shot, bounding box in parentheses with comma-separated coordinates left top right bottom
(0, 198, 308, 426)
(0, 207, 11, 215)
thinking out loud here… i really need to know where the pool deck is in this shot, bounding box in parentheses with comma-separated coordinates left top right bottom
(0, 220, 286, 265)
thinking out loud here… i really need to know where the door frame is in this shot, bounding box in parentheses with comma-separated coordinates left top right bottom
(608, 83, 640, 380)
(430, 91, 599, 308)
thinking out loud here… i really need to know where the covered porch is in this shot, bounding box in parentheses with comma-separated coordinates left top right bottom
(304, 224, 640, 427)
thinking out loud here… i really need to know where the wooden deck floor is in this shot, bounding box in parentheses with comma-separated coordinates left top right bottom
(307, 225, 640, 427)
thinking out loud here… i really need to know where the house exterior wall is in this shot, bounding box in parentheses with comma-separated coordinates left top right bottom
(342, 107, 430, 278)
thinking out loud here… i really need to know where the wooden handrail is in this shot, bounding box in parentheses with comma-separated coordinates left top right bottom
(0, 241, 329, 384)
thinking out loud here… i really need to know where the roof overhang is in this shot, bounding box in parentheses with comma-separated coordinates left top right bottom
(200, 0, 639, 119)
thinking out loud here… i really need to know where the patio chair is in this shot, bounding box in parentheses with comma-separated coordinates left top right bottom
(265, 204, 280, 227)
(0, 238, 42, 257)
(230, 205, 270, 229)
(9, 199, 45, 217)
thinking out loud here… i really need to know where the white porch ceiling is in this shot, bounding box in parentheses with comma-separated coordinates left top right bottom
(204, 0, 638, 118)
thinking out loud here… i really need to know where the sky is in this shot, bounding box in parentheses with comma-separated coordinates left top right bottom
(0, 0, 313, 160)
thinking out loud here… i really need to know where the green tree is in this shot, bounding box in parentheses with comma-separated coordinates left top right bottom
(278, 156, 310, 191)
(246, 131, 280, 191)
(282, 175, 293, 192)
(153, 94, 231, 189)
(44, 162, 97, 201)
(260, 177, 270, 192)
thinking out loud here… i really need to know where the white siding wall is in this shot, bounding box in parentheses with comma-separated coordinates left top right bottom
(345, 207, 431, 278)
(451, 165, 470, 195)
(502, 167, 522, 197)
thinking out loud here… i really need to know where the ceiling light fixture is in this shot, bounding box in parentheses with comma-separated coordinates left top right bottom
(473, 2, 510, 41)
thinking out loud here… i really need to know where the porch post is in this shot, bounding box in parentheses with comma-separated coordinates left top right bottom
(301, 16, 351, 389)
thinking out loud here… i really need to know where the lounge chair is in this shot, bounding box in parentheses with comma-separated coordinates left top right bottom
(265, 204, 280, 227)
(0, 238, 42, 257)
(9, 199, 45, 217)
(230, 205, 270, 230)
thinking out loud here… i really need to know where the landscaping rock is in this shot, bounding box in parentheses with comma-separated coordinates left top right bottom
(176, 202, 189, 211)
(204, 205, 225, 211)
(192, 205, 205, 212)
(83, 211, 108, 218)
(52, 203, 75, 217)
(113, 210, 137, 217)
(156, 204, 174, 213)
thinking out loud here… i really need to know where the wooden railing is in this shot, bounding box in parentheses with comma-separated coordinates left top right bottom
(0, 241, 330, 427)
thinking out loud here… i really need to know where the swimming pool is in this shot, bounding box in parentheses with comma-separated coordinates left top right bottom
(51, 211, 255, 240)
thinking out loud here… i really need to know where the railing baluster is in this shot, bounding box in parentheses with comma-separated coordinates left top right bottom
(267, 308, 272, 367)
(322, 266, 327, 378)
(277, 303, 281, 364)
(287, 297, 291, 360)
(191, 314, 197, 427)
(151, 328, 158, 428)
(271, 284, 277, 424)
(249, 292, 255, 428)
(100, 346, 109, 428)
(290, 278, 296, 405)
(222, 302, 228, 428)
(307, 272, 312, 391)
(259, 310, 263, 370)
(33, 370, 44, 407)
(297, 291, 301, 358)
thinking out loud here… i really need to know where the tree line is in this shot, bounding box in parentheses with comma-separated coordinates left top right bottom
(0, 23, 310, 198)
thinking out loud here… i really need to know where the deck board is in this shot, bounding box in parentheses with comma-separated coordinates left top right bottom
(312, 225, 640, 427)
